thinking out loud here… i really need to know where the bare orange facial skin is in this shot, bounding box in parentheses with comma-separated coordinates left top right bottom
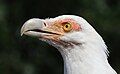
(40, 18, 81, 42)
(57, 18, 81, 31)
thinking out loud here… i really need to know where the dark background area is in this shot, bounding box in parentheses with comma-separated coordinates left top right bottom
(0, 0, 120, 74)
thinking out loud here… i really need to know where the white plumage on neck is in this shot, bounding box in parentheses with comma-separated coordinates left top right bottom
(54, 15, 117, 74)
(20, 15, 117, 74)
(59, 37, 117, 74)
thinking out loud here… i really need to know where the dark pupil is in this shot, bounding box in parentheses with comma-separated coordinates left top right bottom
(65, 24, 69, 28)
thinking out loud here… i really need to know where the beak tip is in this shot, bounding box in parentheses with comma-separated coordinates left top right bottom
(20, 26, 24, 36)
(21, 33, 23, 36)
(20, 18, 44, 37)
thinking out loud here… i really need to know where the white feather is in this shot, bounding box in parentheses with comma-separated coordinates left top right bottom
(50, 15, 117, 74)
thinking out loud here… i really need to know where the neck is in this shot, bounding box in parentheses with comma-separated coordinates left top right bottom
(58, 42, 116, 74)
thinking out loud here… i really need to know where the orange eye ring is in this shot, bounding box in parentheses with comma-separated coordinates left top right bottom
(63, 23, 72, 32)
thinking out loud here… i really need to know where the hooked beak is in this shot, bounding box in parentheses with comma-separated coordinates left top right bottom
(21, 18, 44, 36)
(21, 18, 62, 39)
(20, 18, 76, 47)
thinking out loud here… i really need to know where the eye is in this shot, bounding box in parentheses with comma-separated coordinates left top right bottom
(63, 23, 72, 32)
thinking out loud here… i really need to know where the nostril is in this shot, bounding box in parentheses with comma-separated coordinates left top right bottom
(44, 22, 47, 26)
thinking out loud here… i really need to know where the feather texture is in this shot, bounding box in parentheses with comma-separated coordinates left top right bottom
(21, 15, 117, 74)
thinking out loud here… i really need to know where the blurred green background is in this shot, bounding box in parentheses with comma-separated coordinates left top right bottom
(0, 0, 120, 74)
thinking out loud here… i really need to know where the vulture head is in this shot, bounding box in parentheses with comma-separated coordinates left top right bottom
(21, 15, 103, 49)
(21, 15, 117, 74)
